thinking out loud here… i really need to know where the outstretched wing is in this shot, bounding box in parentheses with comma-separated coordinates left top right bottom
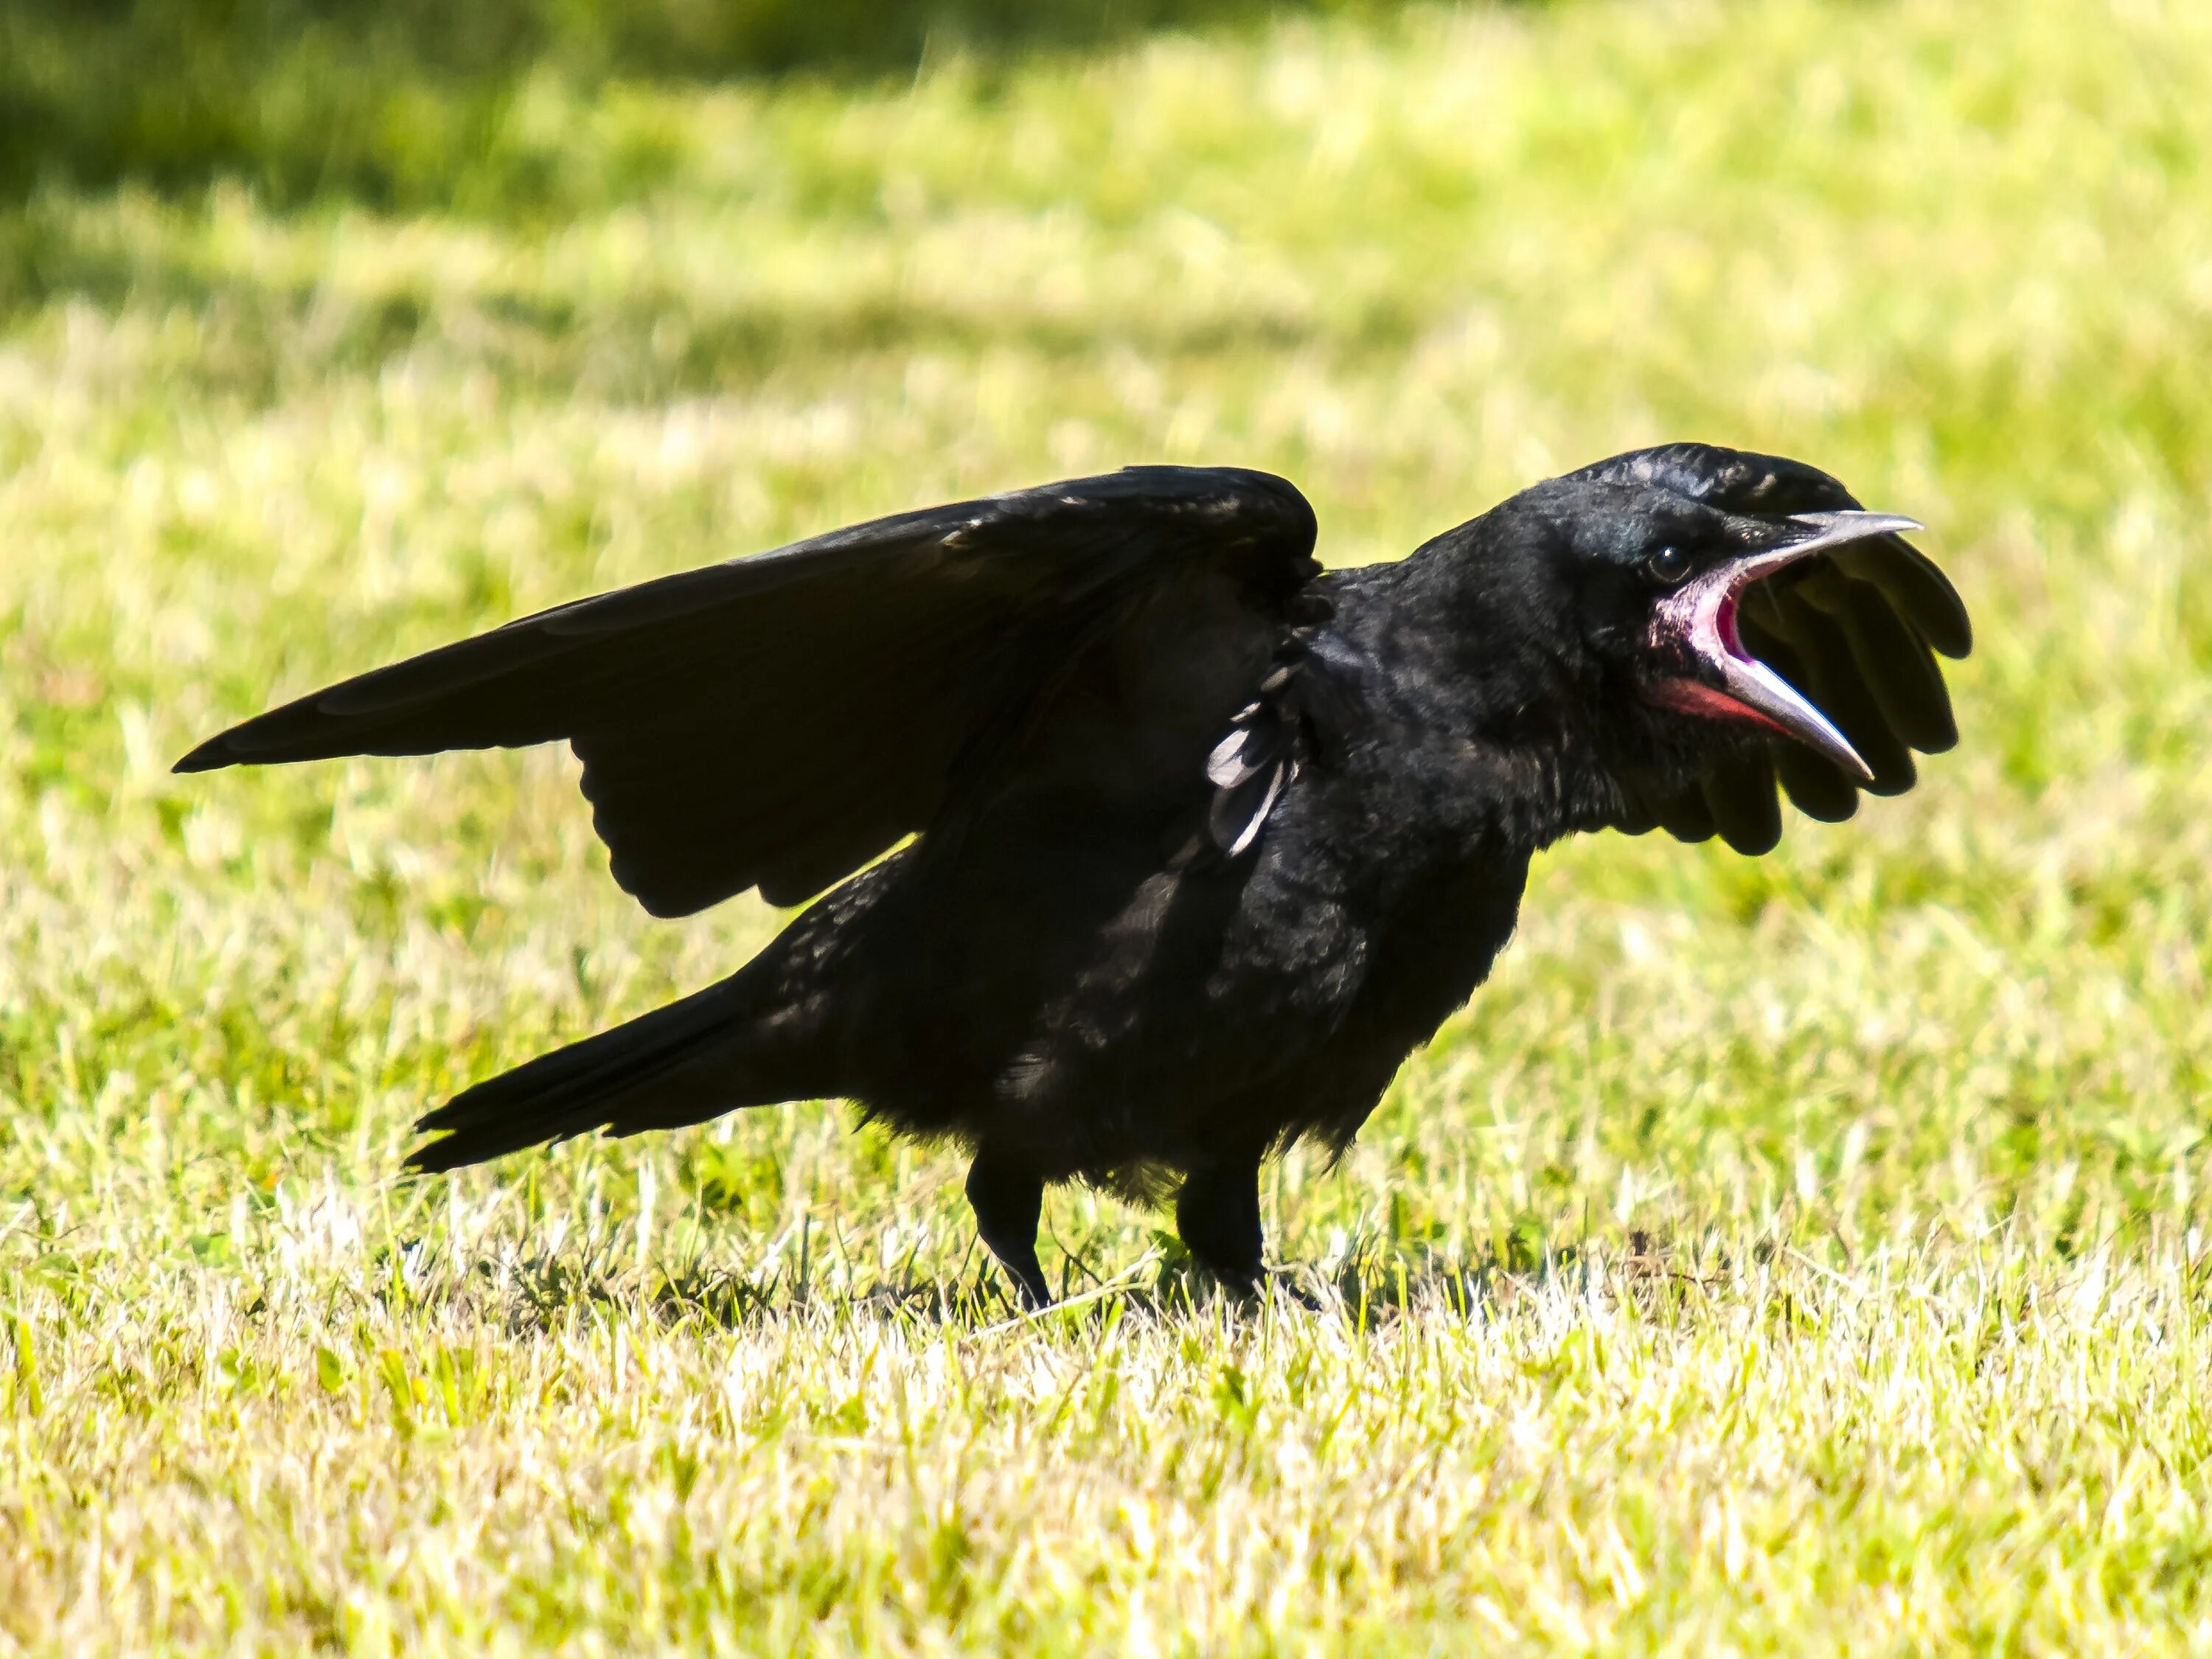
(1576, 444, 1972, 856)
(177, 467, 1321, 915)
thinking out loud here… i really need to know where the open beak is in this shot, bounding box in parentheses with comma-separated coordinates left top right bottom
(1646, 510, 1923, 784)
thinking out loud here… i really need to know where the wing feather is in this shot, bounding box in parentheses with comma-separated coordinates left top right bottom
(178, 467, 1320, 915)
(1701, 747, 1782, 857)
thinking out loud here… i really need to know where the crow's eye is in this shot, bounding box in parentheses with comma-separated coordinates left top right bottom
(1644, 545, 1691, 585)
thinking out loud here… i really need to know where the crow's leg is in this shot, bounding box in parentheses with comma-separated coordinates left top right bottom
(1175, 1143, 1267, 1294)
(966, 1149, 1050, 1309)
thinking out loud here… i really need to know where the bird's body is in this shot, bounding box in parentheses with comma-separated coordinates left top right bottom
(180, 447, 1969, 1303)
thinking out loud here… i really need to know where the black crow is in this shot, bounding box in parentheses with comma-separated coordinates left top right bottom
(178, 445, 1969, 1305)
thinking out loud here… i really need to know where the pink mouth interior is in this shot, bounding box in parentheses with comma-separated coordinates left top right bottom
(1646, 674, 1791, 736)
(1714, 587, 1747, 661)
(1645, 524, 1886, 784)
(1646, 571, 1792, 736)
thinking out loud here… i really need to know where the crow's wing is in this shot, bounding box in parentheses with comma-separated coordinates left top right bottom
(177, 467, 1320, 915)
(1576, 444, 1971, 856)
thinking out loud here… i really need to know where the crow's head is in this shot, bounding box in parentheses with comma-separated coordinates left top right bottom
(1455, 443, 1972, 849)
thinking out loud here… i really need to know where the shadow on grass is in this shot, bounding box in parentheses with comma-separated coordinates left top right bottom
(380, 1223, 1740, 1338)
(0, 204, 1401, 396)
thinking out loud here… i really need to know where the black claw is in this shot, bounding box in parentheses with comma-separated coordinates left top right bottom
(1175, 1146, 1268, 1293)
(967, 1151, 1050, 1309)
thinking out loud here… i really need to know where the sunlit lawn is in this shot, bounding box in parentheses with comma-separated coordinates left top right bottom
(5, 0, 2212, 1649)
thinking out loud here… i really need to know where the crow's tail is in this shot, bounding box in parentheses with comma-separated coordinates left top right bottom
(406, 971, 825, 1173)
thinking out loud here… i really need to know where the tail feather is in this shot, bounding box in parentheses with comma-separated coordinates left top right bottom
(406, 974, 817, 1172)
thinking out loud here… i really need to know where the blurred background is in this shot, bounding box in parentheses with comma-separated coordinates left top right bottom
(2, 0, 2210, 1366)
(0, 0, 1394, 206)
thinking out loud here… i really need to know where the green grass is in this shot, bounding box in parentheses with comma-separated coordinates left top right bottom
(0, 0, 1377, 206)
(6, 0, 2212, 1649)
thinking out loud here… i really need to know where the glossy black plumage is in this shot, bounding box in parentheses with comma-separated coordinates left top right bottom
(179, 445, 1968, 1304)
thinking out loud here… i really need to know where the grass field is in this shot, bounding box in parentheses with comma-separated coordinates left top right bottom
(6, 0, 2212, 1649)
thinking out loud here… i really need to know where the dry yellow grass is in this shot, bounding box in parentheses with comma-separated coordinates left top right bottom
(5, 0, 2212, 1649)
